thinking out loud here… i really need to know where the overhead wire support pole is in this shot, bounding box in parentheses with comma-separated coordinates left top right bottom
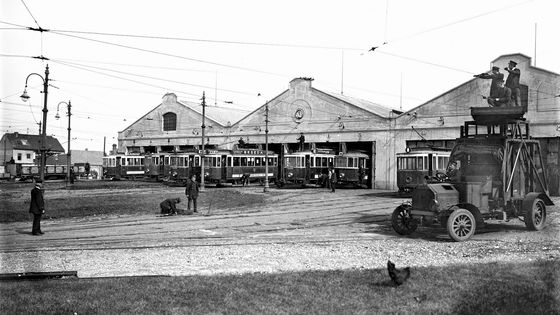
(200, 91, 206, 191)
(56, 101, 72, 185)
(263, 101, 270, 192)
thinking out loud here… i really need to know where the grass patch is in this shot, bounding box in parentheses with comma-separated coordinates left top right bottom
(0, 182, 266, 223)
(0, 260, 558, 314)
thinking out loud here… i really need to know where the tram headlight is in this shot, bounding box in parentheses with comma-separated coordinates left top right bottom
(405, 176, 413, 183)
(339, 172, 345, 178)
(204, 172, 209, 177)
(287, 172, 293, 178)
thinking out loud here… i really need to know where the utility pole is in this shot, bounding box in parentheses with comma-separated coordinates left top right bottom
(200, 91, 206, 191)
(56, 101, 72, 185)
(263, 101, 270, 192)
(66, 101, 72, 184)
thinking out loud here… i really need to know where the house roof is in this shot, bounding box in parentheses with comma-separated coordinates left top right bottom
(3, 132, 64, 153)
(318, 89, 397, 118)
(178, 99, 249, 127)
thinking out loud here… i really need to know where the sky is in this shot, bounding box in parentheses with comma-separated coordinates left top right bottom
(1, 0, 559, 152)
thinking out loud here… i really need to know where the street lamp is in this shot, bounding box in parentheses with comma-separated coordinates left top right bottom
(21, 65, 50, 182)
(56, 101, 72, 184)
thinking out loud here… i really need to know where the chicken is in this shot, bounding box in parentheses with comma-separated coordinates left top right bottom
(387, 260, 410, 286)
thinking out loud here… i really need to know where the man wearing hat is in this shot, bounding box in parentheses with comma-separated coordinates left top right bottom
(29, 179, 45, 235)
(474, 66, 504, 105)
(483, 78, 512, 107)
(504, 60, 521, 106)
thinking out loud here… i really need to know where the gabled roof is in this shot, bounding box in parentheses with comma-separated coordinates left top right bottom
(178, 99, 249, 127)
(317, 89, 398, 118)
(3, 133, 64, 152)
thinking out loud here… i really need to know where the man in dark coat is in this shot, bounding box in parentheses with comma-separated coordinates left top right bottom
(160, 197, 181, 215)
(29, 180, 45, 235)
(484, 79, 512, 107)
(504, 60, 521, 106)
(474, 66, 504, 105)
(185, 174, 199, 213)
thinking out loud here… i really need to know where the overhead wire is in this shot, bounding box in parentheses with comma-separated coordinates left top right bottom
(49, 30, 292, 78)
(50, 28, 364, 51)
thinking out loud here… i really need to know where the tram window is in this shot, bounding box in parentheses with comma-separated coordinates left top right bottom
(285, 157, 294, 167)
(165, 156, 170, 165)
(233, 157, 240, 166)
(359, 158, 366, 168)
(406, 157, 417, 170)
(321, 157, 327, 167)
(228, 157, 232, 167)
(195, 156, 200, 167)
(432, 157, 437, 171)
(241, 157, 248, 166)
(255, 157, 262, 166)
(438, 156, 449, 171)
(267, 157, 275, 166)
(417, 157, 424, 170)
(217, 157, 221, 167)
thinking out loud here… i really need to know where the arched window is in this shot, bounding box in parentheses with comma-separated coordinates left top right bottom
(162, 112, 177, 131)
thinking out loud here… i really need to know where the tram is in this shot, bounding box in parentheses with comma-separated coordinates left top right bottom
(279, 148, 335, 187)
(145, 151, 200, 182)
(334, 150, 370, 187)
(102, 154, 145, 180)
(396, 147, 451, 192)
(204, 148, 278, 185)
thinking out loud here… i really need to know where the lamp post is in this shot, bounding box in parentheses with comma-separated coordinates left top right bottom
(21, 65, 49, 182)
(56, 101, 72, 184)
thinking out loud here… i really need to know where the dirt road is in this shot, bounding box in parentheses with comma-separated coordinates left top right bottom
(1, 187, 559, 277)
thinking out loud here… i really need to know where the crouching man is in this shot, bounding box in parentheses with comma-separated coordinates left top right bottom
(160, 197, 181, 215)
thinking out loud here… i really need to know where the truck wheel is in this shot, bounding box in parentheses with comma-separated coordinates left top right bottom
(392, 204, 418, 235)
(447, 208, 476, 242)
(524, 198, 546, 231)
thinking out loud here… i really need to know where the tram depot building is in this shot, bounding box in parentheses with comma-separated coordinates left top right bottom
(117, 54, 560, 195)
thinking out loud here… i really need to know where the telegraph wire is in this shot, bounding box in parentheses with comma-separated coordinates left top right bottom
(50, 28, 364, 51)
(55, 59, 255, 96)
(19, 0, 41, 29)
(49, 30, 291, 78)
(0, 20, 28, 28)
(386, 0, 533, 44)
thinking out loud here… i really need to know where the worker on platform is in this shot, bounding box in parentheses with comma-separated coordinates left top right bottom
(483, 79, 512, 107)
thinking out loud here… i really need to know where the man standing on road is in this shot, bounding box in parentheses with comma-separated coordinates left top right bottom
(329, 168, 336, 193)
(185, 174, 199, 213)
(29, 179, 45, 235)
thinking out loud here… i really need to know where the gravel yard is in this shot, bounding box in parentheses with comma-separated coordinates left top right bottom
(1, 183, 559, 278)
